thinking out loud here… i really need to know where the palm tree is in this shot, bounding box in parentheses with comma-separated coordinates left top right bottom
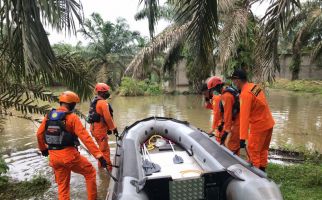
(286, 0, 322, 80)
(127, 0, 218, 90)
(78, 13, 145, 88)
(0, 0, 93, 125)
(126, 0, 301, 85)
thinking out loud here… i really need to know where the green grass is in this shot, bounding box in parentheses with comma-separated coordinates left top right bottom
(0, 176, 51, 199)
(270, 79, 322, 94)
(267, 162, 322, 200)
(0, 157, 50, 199)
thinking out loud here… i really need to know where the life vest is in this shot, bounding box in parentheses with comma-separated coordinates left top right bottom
(87, 97, 114, 123)
(108, 103, 114, 118)
(44, 109, 80, 150)
(219, 87, 240, 121)
(87, 97, 101, 123)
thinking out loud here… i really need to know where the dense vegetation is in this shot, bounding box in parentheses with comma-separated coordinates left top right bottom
(0, 0, 93, 129)
(118, 77, 163, 96)
(127, 0, 301, 87)
(285, 0, 322, 80)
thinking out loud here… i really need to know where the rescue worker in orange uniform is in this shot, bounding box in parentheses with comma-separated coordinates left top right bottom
(206, 77, 240, 152)
(201, 83, 214, 110)
(88, 83, 118, 172)
(36, 91, 108, 200)
(229, 69, 275, 172)
(204, 77, 223, 142)
(218, 84, 241, 154)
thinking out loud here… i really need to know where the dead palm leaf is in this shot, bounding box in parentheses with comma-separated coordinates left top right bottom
(125, 23, 189, 78)
(254, 0, 300, 82)
(219, 8, 250, 69)
(173, 0, 218, 65)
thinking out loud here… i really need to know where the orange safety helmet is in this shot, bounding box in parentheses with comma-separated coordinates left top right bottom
(207, 76, 223, 90)
(95, 83, 110, 92)
(58, 91, 80, 104)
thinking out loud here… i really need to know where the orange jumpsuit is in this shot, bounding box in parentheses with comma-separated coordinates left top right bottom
(240, 82, 275, 168)
(221, 92, 240, 154)
(90, 97, 116, 171)
(36, 106, 103, 200)
(211, 95, 222, 142)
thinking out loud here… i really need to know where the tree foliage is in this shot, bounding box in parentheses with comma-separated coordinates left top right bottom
(286, 0, 322, 80)
(127, 0, 301, 87)
(78, 13, 145, 87)
(0, 0, 94, 128)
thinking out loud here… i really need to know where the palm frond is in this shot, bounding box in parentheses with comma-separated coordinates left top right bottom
(125, 23, 189, 78)
(163, 41, 184, 73)
(0, 77, 90, 129)
(135, 4, 174, 22)
(0, 0, 84, 78)
(38, 0, 84, 34)
(55, 53, 95, 100)
(139, 0, 160, 38)
(219, 8, 249, 69)
(0, 80, 58, 103)
(288, 4, 322, 72)
(0, 0, 90, 99)
(218, 0, 236, 13)
(255, 0, 300, 82)
(172, 0, 218, 65)
(311, 40, 322, 62)
(0, 84, 52, 115)
(286, 9, 307, 31)
(261, 0, 300, 31)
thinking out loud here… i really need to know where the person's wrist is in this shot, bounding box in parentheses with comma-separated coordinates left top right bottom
(96, 154, 103, 159)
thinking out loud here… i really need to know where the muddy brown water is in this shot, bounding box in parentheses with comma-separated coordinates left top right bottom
(1, 89, 322, 199)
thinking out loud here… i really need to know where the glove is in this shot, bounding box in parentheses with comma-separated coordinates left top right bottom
(107, 130, 113, 135)
(240, 140, 246, 148)
(98, 157, 108, 168)
(220, 131, 228, 145)
(41, 149, 49, 157)
(113, 128, 119, 137)
(217, 123, 224, 132)
(208, 130, 214, 136)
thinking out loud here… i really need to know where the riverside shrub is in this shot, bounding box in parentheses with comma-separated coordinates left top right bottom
(119, 77, 162, 96)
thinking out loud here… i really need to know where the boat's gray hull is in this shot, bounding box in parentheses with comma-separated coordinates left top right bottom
(107, 117, 282, 200)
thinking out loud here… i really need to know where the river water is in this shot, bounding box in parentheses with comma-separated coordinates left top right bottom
(1, 89, 322, 199)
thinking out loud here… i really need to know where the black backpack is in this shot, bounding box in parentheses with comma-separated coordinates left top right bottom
(44, 109, 79, 150)
(87, 97, 101, 123)
(219, 87, 240, 120)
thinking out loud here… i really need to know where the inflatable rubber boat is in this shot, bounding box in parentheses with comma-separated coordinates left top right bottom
(106, 117, 282, 200)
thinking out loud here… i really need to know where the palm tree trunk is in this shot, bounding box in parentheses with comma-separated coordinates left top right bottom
(291, 64, 300, 80)
(169, 66, 177, 90)
(291, 51, 301, 81)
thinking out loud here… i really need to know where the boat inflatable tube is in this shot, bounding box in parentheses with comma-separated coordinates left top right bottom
(107, 117, 283, 200)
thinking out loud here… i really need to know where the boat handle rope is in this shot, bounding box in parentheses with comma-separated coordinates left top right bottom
(146, 134, 168, 151)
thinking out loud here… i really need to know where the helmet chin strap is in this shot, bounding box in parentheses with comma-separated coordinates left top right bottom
(98, 92, 110, 99)
(67, 103, 76, 111)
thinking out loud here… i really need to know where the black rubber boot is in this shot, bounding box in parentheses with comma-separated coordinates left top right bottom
(259, 167, 266, 172)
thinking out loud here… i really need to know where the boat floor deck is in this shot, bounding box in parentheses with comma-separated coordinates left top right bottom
(147, 150, 204, 180)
